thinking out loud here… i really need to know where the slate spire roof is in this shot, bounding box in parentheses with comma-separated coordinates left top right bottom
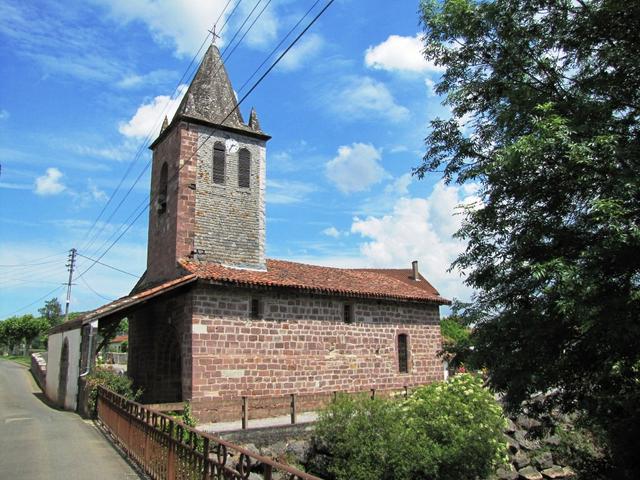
(174, 44, 265, 137)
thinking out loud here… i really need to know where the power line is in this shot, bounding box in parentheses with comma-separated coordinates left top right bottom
(81, 0, 263, 259)
(79, 0, 242, 253)
(0, 251, 67, 267)
(236, 0, 324, 95)
(1, 285, 65, 318)
(78, 0, 336, 279)
(75, 252, 140, 278)
(79, 275, 114, 302)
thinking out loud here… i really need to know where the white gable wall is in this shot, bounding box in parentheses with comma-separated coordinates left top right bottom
(45, 328, 82, 410)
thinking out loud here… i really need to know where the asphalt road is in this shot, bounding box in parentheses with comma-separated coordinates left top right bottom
(0, 359, 142, 479)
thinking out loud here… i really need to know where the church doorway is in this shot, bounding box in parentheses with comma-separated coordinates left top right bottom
(153, 324, 182, 402)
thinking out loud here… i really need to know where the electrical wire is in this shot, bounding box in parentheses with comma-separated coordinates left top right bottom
(1, 285, 65, 318)
(80, 276, 114, 302)
(77, 0, 336, 280)
(82, 0, 265, 260)
(75, 252, 139, 278)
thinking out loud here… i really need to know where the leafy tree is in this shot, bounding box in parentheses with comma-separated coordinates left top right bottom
(38, 297, 63, 327)
(418, 0, 640, 476)
(439, 300, 476, 371)
(0, 315, 49, 353)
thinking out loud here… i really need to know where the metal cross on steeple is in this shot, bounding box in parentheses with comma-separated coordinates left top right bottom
(208, 25, 221, 45)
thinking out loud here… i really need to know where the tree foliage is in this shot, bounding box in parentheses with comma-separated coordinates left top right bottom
(38, 297, 63, 327)
(312, 374, 507, 480)
(0, 315, 50, 352)
(439, 300, 476, 370)
(419, 0, 640, 475)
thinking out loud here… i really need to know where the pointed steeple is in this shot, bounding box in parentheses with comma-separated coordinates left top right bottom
(161, 115, 169, 132)
(248, 107, 262, 132)
(175, 44, 247, 131)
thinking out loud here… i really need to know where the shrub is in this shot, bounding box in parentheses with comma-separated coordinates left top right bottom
(403, 374, 508, 480)
(311, 374, 507, 480)
(85, 366, 142, 414)
(313, 395, 417, 480)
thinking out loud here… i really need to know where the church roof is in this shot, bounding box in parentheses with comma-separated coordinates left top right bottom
(48, 274, 197, 334)
(174, 44, 263, 137)
(180, 259, 450, 305)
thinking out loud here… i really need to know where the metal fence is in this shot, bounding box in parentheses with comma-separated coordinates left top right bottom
(96, 386, 322, 480)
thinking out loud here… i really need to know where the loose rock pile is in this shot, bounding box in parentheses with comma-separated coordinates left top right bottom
(496, 414, 574, 480)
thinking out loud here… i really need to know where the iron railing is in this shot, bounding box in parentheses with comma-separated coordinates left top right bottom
(96, 386, 322, 480)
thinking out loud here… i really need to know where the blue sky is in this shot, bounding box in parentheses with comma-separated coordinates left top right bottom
(0, 0, 477, 318)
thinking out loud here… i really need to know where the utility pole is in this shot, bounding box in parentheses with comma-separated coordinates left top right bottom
(64, 248, 77, 322)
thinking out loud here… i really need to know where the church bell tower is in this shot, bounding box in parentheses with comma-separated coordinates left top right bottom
(145, 45, 270, 284)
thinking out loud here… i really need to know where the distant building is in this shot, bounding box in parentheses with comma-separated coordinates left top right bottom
(46, 45, 449, 420)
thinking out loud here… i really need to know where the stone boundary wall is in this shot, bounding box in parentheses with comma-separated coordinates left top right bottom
(30, 352, 47, 391)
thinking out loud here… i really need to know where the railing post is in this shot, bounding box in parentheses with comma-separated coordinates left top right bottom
(404, 385, 408, 399)
(290, 394, 297, 425)
(370, 388, 376, 400)
(202, 437, 210, 480)
(241, 396, 248, 430)
(167, 419, 176, 480)
(264, 464, 273, 480)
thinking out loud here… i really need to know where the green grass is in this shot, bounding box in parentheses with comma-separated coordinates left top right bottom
(0, 355, 31, 367)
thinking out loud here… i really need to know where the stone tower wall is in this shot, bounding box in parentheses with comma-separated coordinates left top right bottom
(146, 122, 198, 283)
(193, 124, 266, 270)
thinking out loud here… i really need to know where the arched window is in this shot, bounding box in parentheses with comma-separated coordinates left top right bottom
(398, 334, 409, 373)
(213, 142, 226, 184)
(157, 162, 168, 214)
(238, 148, 251, 188)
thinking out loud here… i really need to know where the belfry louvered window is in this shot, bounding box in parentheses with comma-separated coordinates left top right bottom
(398, 334, 409, 373)
(213, 142, 226, 184)
(238, 148, 251, 188)
(157, 162, 168, 214)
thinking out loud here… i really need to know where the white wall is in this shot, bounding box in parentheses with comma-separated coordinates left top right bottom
(45, 328, 82, 410)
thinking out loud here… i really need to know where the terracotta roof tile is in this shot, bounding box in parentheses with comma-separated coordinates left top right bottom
(181, 259, 450, 305)
(49, 274, 197, 334)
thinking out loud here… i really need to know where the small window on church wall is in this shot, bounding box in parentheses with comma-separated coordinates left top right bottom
(213, 142, 226, 184)
(238, 148, 251, 188)
(157, 162, 168, 214)
(398, 334, 409, 373)
(250, 298, 263, 319)
(343, 303, 354, 324)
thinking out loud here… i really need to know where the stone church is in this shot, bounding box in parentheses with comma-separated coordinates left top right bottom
(48, 44, 450, 421)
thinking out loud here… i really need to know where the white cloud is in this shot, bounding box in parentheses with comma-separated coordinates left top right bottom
(0, 182, 31, 190)
(119, 84, 188, 139)
(94, 0, 230, 57)
(322, 226, 341, 238)
(424, 77, 437, 96)
(236, 0, 279, 50)
(278, 33, 324, 72)
(0, 109, 9, 120)
(331, 76, 409, 122)
(267, 179, 316, 204)
(325, 143, 387, 194)
(34, 168, 66, 196)
(385, 173, 412, 196)
(365, 34, 444, 74)
(350, 181, 481, 301)
(116, 69, 176, 89)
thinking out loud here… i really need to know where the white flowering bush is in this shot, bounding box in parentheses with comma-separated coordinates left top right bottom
(403, 373, 508, 479)
(311, 374, 507, 480)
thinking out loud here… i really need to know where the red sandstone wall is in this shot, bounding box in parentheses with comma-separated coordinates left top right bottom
(146, 122, 198, 283)
(189, 285, 443, 422)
